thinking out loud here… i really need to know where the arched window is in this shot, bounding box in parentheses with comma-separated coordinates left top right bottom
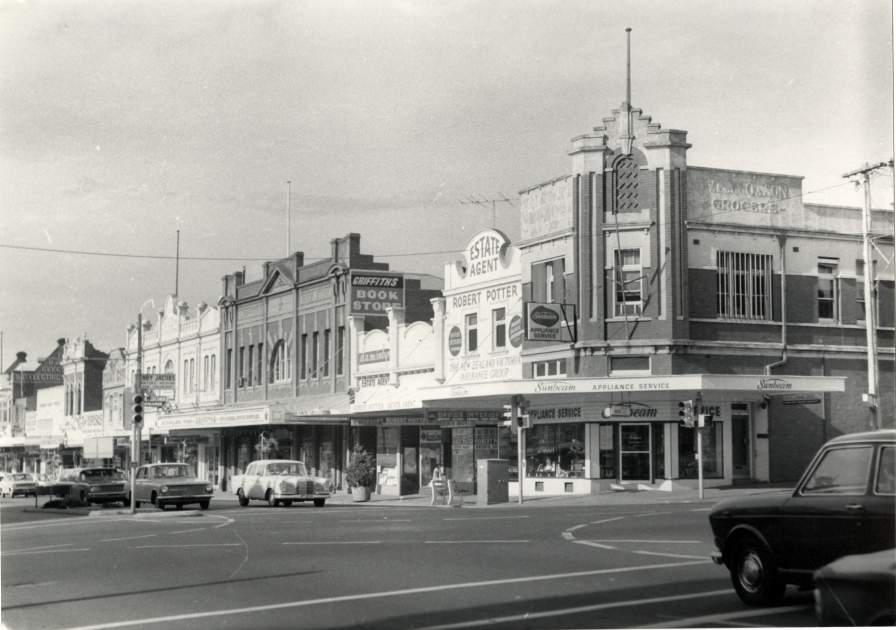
(203, 355, 209, 391)
(612, 155, 640, 214)
(269, 340, 291, 384)
(210, 355, 216, 390)
(164, 360, 174, 374)
(184, 360, 189, 393)
(189, 358, 195, 394)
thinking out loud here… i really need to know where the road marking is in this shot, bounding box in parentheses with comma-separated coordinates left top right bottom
(690, 508, 713, 512)
(416, 589, 736, 630)
(582, 540, 701, 544)
(638, 604, 810, 628)
(634, 511, 671, 517)
(573, 540, 616, 550)
(101, 535, 158, 542)
(0, 543, 74, 552)
(62, 560, 710, 630)
(134, 544, 243, 548)
(425, 540, 529, 544)
(169, 528, 208, 534)
(561, 532, 575, 540)
(282, 541, 381, 545)
(443, 516, 530, 521)
(633, 551, 711, 560)
(565, 524, 587, 532)
(337, 519, 411, 523)
(2, 549, 91, 556)
(591, 517, 625, 524)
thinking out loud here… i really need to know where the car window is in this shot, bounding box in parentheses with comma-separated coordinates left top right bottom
(13, 474, 29, 481)
(875, 446, 895, 495)
(246, 463, 257, 476)
(801, 446, 873, 495)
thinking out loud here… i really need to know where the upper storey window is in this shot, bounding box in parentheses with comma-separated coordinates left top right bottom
(613, 156, 639, 214)
(532, 258, 565, 304)
(817, 259, 840, 323)
(717, 252, 772, 320)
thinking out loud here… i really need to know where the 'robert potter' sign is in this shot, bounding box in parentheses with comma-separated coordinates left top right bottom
(350, 272, 405, 316)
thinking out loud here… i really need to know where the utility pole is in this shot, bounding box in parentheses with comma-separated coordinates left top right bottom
(843, 160, 892, 431)
(286, 181, 291, 257)
(130, 313, 143, 514)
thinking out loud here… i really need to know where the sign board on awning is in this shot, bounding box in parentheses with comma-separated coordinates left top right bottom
(524, 303, 576, 342)
(782, 394, 822, 405)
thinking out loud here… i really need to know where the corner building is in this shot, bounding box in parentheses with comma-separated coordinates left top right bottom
(510, 98, 893, 490)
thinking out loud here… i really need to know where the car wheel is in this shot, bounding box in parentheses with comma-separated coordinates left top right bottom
(199, 500, 210, 510)
(266, 490, 278, 508)
(282, 500, 293, 507)
(79, 490, 87, 502)
(729, 536, 786, 606)
(175, 503, 183, 510)
(135, 500, 142, 508)
(313, 499, 326, 508)
(237, 489, 249, 507)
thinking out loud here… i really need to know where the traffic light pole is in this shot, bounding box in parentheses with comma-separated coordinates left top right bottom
(514, 396, 524, 505)
(696, 392, 704, 500)
(130, 312, 142, 515)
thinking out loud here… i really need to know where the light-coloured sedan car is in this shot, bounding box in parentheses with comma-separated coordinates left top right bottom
(0, 473, 38, 498)
(128, 463, 214, 510)
(231, 460, 331, 507)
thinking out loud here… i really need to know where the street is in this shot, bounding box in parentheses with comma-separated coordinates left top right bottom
(1, 495, 816, 630)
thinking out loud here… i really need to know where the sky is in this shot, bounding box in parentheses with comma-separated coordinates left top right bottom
(0, 0, 893, 365)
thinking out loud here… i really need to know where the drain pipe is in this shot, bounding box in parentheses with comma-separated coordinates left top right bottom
(765, 234, 788, 375)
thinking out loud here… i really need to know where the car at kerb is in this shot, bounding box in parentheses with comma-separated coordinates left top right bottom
(813, 548, 896, 626)
(128, 463, 214, 510)
(231, 459, 331, 507)
(0, 472, 38, 497)
(58, 467, 127, 504)
(709, 429, 895, 606)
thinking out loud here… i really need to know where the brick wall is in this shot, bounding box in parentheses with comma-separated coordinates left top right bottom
(688, 268, 717, 319)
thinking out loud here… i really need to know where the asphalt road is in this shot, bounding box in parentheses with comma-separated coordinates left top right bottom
(0, 496, 816, 630)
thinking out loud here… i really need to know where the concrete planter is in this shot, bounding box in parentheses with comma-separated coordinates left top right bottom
(351, 486, 371, 502)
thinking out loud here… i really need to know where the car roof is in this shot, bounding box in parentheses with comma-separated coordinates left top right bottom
(826, 429, 895, 446)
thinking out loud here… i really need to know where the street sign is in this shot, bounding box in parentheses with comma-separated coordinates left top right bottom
(142, 394, 168, 408)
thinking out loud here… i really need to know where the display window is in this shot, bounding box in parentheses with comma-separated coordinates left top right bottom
(526, 423, 585, 478)
(620, 424, 651, 481)
(678, 423, 724, 478)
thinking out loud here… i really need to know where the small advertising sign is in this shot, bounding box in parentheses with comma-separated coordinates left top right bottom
(349, 272, 405, 316)
(782, 394, 822, 406)
(524, 303, 576, 342)
(140, 373, 177, 391)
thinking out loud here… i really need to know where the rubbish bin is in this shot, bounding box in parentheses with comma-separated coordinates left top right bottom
(476, 459, 509, 505)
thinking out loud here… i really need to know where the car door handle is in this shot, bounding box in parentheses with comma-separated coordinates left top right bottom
(845, 503, 865, 511)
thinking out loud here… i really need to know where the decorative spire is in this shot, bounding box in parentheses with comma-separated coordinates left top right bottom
(620, 28, 634, 155)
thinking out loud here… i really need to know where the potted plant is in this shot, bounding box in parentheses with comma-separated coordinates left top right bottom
(345, 445, 376, 502)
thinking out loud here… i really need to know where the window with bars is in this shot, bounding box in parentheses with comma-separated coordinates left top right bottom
(717, 252, 773, 320)
(613, 248, 643, 317)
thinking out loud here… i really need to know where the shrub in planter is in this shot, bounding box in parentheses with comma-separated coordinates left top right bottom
(345, 445, 376, 501)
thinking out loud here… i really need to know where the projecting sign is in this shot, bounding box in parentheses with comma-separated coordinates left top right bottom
(524, 303, 576, 342)
(349, 272, 405, 316)
(140, 373, 176, 390)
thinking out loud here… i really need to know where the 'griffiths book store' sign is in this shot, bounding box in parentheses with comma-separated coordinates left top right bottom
(349, 273, 405, 316)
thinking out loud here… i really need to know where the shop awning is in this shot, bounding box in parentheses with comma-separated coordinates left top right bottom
(414, 373, 846, 410)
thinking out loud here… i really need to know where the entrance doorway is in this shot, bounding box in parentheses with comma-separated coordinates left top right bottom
(620, 424, 652, 481)
(731, 404, 751, 480)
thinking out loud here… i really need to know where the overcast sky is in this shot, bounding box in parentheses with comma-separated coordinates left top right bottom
(1, 0, 893, 364)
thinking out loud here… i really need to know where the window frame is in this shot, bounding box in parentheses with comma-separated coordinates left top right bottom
(817, 259, 840, 323)
(612, 247, 643, 318)
(532, 359, 567, 378)
(466, 313, 478, 353)
(716, 251, 773, 321)
(492, 307, 506, 350)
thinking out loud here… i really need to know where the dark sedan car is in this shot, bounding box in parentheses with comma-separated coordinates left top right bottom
(814, 548, 895, 626)
(127, 463, 214, 510)
(709, 429, 895, 606)
(58, 467, 128, 504)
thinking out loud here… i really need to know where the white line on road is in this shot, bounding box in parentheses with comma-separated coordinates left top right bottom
(633, 551, 711, 560)
(416, 589, 736, 630)
(561, 532, 575, 540)
(573, 540, 616, 550)
(134, 544, 243, 548)
(689, 508, 713, 512)
(282, 541, 381, 545)
(337, 519, 412, 522)
(637, 604, 810, 628)
(101, 535, 158, 542)
(425, 540, 529, 544)
(565, 524, 588, 532)
(62, 560, 710, 630)
(442, 516, 529, 521)
(591, 517, 625, 524)
(581, 540, 701, 544)
(2, 549, 91, 556)
(169, 528, 209, 534)
(0, 543, 74, 552)
(634, 511, 671, 517)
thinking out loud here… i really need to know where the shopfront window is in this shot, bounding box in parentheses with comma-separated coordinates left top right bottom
(678, 423, 724, 479)
(526, 423, 585, 478)
(420, 427, 443, 487)
(451, 427, 475, 490)
(620, 424, 651, 481)
(499, 426, 518, 481)
(599, 424, 616, 479)
(376, 427, 399, 490)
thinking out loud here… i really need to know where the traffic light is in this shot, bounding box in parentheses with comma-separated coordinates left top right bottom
(517, 398, 530, 428)
(502, 405, 513, 427)
(678, 400, 694, 428)
(132, 394, 144, 426)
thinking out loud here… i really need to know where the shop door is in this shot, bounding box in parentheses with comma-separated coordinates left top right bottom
(400, 427, 419, 495)
(732, 414, 751, 479)
(620, 424, 652, 481)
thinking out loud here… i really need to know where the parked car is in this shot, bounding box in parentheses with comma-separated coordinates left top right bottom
(0, 472, 38, 497)
(58, 467, 127, 504)
(32, 473, 53, 487)
(709, 429, 895, 606)
(813, 548, 896, 626)
(231, 459, 331, 507)
(127, 463, 214, 510)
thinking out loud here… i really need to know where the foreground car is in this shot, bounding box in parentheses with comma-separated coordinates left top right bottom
(58, 467, 127, 504)
(0, 473, 38, 497)
(128, 463, 214, 510)
(814, 549, 896, 626)
(231, 459, 331, 507)
(709, 429, 895, 606)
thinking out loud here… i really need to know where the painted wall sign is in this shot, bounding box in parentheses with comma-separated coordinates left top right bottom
(688, 168, 803, 228)
(447, 354, 521, 383)
(155, 407, 270, 430)
(358, 375, 389, 389)
(358, 349, 389, 365)
(525, 303, 576, 342)
(509, 316, 523, 347)
(349, 273, 405, 316)
(520, 177, 573, 242)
